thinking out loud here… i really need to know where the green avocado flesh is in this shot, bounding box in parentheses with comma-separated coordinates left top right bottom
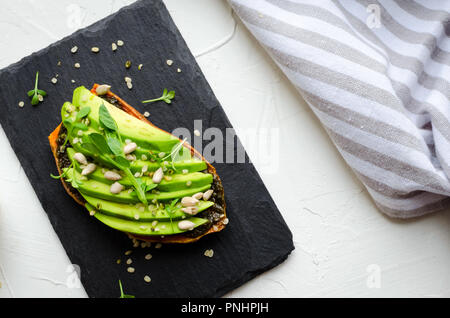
(59, 86, 215, 236)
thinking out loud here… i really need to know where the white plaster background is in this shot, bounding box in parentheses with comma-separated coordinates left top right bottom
(0, 0, 449, 298)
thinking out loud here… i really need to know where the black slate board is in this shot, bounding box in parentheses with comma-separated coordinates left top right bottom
(0, 0, 294, 297)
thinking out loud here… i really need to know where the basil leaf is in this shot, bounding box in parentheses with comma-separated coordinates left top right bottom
(99, 104, 117, 131)
(89, 133, 112, 154)
(76, 106, 91, 121)
(107, 137, 122, 156)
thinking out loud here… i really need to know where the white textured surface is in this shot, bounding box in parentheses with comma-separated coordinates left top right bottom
(0, 0, 449, 298)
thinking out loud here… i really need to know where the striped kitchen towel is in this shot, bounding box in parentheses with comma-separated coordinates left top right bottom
(229, 0, 450, 218)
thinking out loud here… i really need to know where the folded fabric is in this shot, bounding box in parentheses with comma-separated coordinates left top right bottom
(229, 0, 450, 218)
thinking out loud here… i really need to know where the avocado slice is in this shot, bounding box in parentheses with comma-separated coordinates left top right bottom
(66, 147, 212, 191)
(83, 194, 214, 221)
(71, 86, 179, 152)
(89, 206, 209, 236)
(67, 166, 212, 203)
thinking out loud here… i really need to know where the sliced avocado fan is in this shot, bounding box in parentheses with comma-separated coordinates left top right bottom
(58, 86, 215, 237)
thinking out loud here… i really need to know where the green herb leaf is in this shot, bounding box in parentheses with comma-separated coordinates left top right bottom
(99, 104, 118, 131)
(37, 89, 47, 97)
(141, 88, 175, 105)
(119, 280, 135, 299)
(145, 183, 158, 192)
(81, 142, 99, 154)
(165, 198, 179, 231)
(76, 106, 91, 121)
(31, 94, 39, 106)
(63, 118, 73, 127)
(89, 133, 112, 154)
(28, 71, 46, 106)
(107, 137, 122, 156)
(73, 122, 89, 131)
(50, 163, 73, 179)
(114, 156, 130, 168)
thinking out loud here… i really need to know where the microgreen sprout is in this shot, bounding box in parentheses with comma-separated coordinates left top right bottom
(118, 280, 135, 298)
(27, 71, 47, 106)
(50, 162, 74, 179)
(165, 198, 179, 231)
(142, 88, 175, 104)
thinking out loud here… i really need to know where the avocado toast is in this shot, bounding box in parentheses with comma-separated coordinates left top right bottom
(49, 84, 226, 243)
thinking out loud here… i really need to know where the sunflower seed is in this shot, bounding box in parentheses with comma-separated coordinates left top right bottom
(181, 207, 199, 215)
(178, 220, 195, 231)
(95, 84, 111, 95)
(104, 171, 122, 181)
(203, 189, 213, 201)
(192, 192, 203, 200)
(81, 163, 96, 176)
(110, 182, 124, 194)
(204, 249, 214, 258)
(152, 168, 164, 184)
(123, 142, 137, 154)
(117, 40, 124, 46)
(181, 197, 199, 207)
(71, 46, 78, 53)
(73, 152, 88, 165)
(91, 47, 100, 53)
